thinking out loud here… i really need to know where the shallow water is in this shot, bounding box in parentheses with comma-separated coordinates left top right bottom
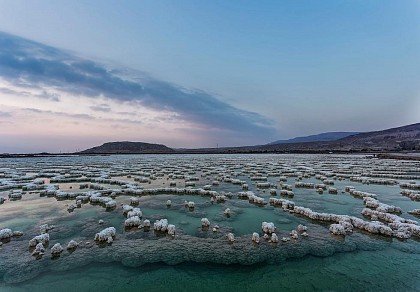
(0, 154, 419, 291)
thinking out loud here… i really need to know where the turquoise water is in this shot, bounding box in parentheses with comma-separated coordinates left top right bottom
(0, 154, 419, 291)
(4, 249, 420, 291)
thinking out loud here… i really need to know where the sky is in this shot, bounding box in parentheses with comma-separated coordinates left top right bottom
(0, 0, 419, 153)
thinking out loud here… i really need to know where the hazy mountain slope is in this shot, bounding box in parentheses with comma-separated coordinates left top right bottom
(269, 132, 359, 145)
(258, 123, 420, 152)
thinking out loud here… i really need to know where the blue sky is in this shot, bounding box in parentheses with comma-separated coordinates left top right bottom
(0, 0, 419, 152)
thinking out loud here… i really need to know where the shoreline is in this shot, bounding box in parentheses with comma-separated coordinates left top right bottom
(1, 151, 419, 161)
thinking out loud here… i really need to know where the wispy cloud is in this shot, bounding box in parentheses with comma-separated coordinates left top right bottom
(0, 86, 60, 101)
(0, 31, 275, 139)
(0, 110, 12, 117)
(90, 103, 111, 112)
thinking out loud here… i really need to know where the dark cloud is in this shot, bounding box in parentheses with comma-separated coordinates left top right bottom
(0, 31, 275, 139)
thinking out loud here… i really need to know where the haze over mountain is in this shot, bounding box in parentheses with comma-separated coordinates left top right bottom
(269, 132, 359, 145)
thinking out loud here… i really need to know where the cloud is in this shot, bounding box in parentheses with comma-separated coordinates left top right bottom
(22, 107, 144, 126)
(90, 103, 111, 112)
(0, 31, 275, 139)
(0, 86, 60, 101)
(0, 111, 12, 117)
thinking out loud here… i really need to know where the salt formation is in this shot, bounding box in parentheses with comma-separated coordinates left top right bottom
(328, 187, 338, 194)
(224, 208, 231, 217)
(51, 243, 64, 256)
(94, 227, 116, 243)
(167, 224, 176, 236)
(125, 216, 141, 228)
(127, 208, 142, 218)
(122, 204, 133, 215)
(0, 229, 13, 240)
(363, 197, 402, 213)
(329, 224, 346, 235)
(8, 190, 22, 200)
(227, 233, 235, 242)
(67, 240, 78, 250)
(401, 190, 420, 201)
(297, 224, 307, 233)
(295, 182, 314, 189)
(262, 222, 276, 234)
(13, 231, 23, 237)
(201, 218, 210, 228)
(130, 197, 140, 206)
(408, 209, 420, 216)
(29, 234, 50, 247)
(153, 219, 169, 232)
(269, 198, 295, 209)
(270, 233, 279, 243)
(143, 219, 151, 228)
(32, 243, 45, 256)
(166, 200, 172, 207)
(238, 191, 266, 205)
(279, 190, 294, 197)
(67, 204, 76, 212)
(252, 232, 260, 243)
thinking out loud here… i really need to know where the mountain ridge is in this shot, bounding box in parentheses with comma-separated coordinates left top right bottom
(268, 131, 359, 145)
(77, 122, 420, 155)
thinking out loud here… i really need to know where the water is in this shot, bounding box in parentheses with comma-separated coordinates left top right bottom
(0, 154, 419, 291)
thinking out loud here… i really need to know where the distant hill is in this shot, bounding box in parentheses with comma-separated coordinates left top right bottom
(269, 132, 359, 145)
(80, 141, 175, 154)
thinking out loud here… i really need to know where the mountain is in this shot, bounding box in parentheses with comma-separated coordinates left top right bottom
(253, 123, 420, 152)
(269, 132, 359, 145)
(80, 141, 175, 154)
(181, 123, 420, 153)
